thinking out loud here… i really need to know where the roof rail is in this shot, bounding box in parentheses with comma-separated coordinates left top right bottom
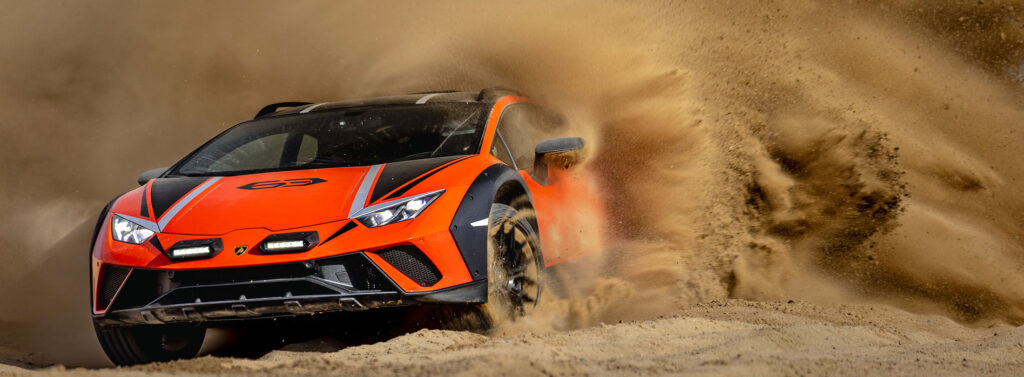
(410, 90, 459, 95)
(476, 87, 521, 101)
(254, 102, 313, 119)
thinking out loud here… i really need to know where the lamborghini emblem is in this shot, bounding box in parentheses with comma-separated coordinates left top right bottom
(234, 245, 248, 255)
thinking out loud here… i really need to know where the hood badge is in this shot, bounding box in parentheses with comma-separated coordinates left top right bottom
(238, 178, 326, 190)
(234, 245, 248, 256)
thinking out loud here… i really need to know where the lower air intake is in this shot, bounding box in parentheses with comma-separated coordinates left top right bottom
(375, 246, 442, 287)
(98, 266, 130, 310)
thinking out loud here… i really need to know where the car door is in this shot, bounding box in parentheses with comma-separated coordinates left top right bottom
(491, 103, 605, 265)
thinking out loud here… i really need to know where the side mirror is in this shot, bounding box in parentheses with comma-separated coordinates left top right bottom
(138, 167, 168, 185)
(532, 137, 585, 184)
(535, 137, 584, 155)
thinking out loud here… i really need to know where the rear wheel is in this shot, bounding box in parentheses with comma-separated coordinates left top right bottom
(481, 203, 544, 324)
(93, 322, 205, 366)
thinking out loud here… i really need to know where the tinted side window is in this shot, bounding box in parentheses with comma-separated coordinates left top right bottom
(489, 132, 515, 167)
(496, 104, 566, 173)
(296, 135, 318, 165)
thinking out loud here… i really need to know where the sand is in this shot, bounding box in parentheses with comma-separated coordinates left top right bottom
(2, 300, 1023, 376)
(0, 0, 1022, 375)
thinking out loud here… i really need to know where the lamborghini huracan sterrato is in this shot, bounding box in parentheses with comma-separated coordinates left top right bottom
(90, 88, 605, 365)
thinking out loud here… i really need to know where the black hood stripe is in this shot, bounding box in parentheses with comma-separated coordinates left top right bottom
(149, 236, 165, 253)
(369, 155, 465, 204)
(321, 221, 358, 246)
(150, 177, 210, 220)
(140, 183, 150, 218)
(383, 156, 469, 201)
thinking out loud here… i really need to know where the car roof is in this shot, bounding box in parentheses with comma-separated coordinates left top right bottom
(259, 88, 521, 119)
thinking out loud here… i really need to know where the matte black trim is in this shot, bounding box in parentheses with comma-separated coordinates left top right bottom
(477, 87, 520, 101)
(532, 137, 585, 185)
(321, 221, 358, 246)
(166, 238, 224, 261)
(258, 231, 320, 254)
(150, 177, 209, 220)
(90, 195, 123, 317)
(491, 130, 518, 169)
(92, 196, 120, 254)
(255, 101, 312, 119)
(149, 237, 165, 253)
(139, 184, 149, 218)
(137, 167, 169, 186)
(374, 245, 442, 287)
(98, 266, 131, 311)
(535, 137, 584, 155)
(383, 156, 470, 201)
(92, 252, 488, 326)
(369, 156, 463, 204)
(94, 279, 487, 326)
(449, 164, 532, 280)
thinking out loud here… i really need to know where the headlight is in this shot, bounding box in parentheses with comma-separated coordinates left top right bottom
(355, 190, 443, 227)
(111, 215, 156, 244)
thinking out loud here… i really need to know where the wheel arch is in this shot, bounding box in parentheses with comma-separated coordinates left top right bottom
(493, 179, 539, 235)
(449, 163, 535, 281)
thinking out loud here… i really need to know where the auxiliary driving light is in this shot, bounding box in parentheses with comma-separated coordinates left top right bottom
(171, 246, 212, 258)
(166, 238, 223, 260)
(263, 240, 305, 251)
(258, 231, 319, 253)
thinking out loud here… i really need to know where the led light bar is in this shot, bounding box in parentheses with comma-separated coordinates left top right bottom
(258, 231, 319, 254)
(262, 240, 306, 252)
(171, 246, 212, 258)
(165, 238, 223, 260)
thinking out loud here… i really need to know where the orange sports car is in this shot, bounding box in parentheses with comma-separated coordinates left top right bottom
(89, 88, 604, 365)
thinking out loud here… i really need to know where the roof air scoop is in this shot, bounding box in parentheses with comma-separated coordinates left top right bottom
(255, 102, 313, 119)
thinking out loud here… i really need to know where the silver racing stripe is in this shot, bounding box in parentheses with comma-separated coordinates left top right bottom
(115, 214, 160, 233)
(156, 177, 222, 231)
(300, 102, 326, 113)
(348, 164, 383, 219)
(351, 189, 445, 218)
(415, 93, 442, 104)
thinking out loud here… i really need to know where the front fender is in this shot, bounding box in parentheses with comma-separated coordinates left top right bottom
(449, 163, 531, 281)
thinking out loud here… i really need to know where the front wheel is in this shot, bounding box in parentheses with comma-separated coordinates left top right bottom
(94, 321, 205, 366)
(481, 203, 544, 324)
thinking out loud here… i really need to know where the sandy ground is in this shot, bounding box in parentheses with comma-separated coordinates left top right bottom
(1, 300, 1021, 376)
(1, 1, 1023, 375)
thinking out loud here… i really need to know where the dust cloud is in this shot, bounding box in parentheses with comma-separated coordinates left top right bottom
(0, 0, 1022, 367)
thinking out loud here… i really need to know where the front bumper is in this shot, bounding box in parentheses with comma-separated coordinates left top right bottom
(93, 252, 486, 327)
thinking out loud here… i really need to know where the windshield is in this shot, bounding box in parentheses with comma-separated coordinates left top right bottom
(172, 103, 488, 176)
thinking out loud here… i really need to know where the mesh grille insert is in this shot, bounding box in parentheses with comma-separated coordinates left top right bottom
(98, 266, 131, 310)
(375, 246, 442, 287)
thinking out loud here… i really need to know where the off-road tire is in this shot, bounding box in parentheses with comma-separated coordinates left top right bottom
(480, 203, 544, 324)
(94, 322, 205, 366)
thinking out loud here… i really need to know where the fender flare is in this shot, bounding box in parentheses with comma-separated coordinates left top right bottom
(449, 163, 532, 281)
(91, 196, 123, 255)
(89, 194, 123, 315)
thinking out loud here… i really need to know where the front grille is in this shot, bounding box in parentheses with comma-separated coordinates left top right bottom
(98, 266, 131, 310)
(105, 253, 398, 311)
(154, 280, 336, 306)
(170, 262, 312, 285)
(375, 246, 442, 287)
(318, 254, 392, 291)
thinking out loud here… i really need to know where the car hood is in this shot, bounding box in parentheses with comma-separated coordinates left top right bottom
(138, 156, 469, 235)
